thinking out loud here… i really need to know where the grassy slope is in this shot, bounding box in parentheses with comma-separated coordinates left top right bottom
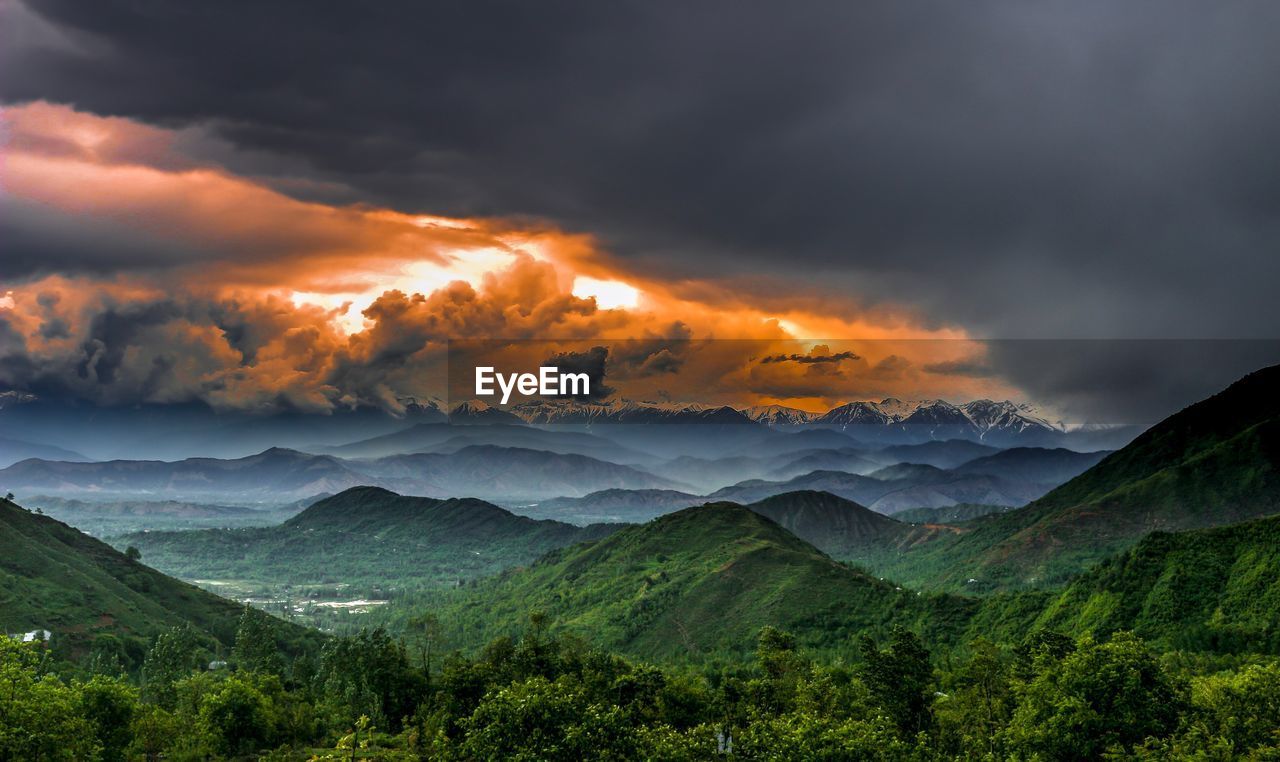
(123, 486, 622, 589)
(427, 502, 980, 662)
(0, 497, 310, 654)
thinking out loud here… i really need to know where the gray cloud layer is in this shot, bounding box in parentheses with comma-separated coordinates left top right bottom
(3, 0, 1279, 342)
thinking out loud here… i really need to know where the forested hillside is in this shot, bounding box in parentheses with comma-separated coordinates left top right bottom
(415, 501, 981, 660)
(0, 496, 313, 663)
(1034, 514, 1280, 652)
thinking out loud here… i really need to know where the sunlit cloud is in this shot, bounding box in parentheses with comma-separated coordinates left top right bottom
(0, 101, 1010, 413)
(572, 277, 640, 310)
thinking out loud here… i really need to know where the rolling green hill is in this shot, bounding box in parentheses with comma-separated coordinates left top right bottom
(874, 364, 1280, 590)
(0, 496, 308, 658)
(745, 490, 962, 568)
(423, 501, 980, 661)
(122, 486, 623, 591)
(403, 491, 1280, 663)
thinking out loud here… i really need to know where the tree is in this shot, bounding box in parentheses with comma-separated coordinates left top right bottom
(233, 606, 284, 675)
(77, 676, 139, 762)
(935, 638, 1014, 758)
(859, 627, 935, 735)
(86, 633, 131, 677)
(125, 545, 142, 562)
(1013, 630, 1076, 681)
(407, 612, 444, 675)
(750, 626, 807, 715)
(1200, 662, 1280, 752)
(0, 638, 97, 760)
(460, 676, 637, 761)
(317, 628, 424, 730)
(128, 704, 179, 762)
(198, 674, 281, 757)
(513, 611, 560, 680)
(1004, 632, 1186, 760)
(142, 624, 204, 708)
(733, 711, 914, 760)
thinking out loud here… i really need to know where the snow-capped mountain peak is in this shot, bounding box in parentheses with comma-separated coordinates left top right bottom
(449, 395, 1065, 437)
(741, 405, 819, 425)
(960, 399, 1065, 433)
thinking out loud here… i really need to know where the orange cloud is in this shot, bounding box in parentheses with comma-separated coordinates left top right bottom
(0, 102, 1024, 412)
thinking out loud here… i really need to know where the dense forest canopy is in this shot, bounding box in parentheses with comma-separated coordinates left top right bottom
(6, 611, 1280, 760)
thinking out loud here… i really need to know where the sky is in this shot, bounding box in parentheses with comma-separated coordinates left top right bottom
(2, 0, 1279, 420)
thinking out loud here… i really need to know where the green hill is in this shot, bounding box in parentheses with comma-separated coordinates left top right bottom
(1031, 514, 1280, 652)
(123, 486, 623, 590)
(745, 490, 962, 568)
(425, 501, 980, 661)
(0, 496, 309, 658)
(875, 365, 1280, 590)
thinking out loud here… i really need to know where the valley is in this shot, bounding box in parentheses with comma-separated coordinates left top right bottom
(5, 368, 1280, 758)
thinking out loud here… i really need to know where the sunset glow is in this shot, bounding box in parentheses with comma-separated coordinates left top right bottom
(0, 101, 994, 413)
(571, 276, 640, 309)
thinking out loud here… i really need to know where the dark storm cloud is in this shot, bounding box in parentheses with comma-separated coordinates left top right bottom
(760, 351, 860, 365)
(544, 346, 613, 401)
(0, 196, 197, 279)
(982, 340, 1280, 423)
(3, 0, 1280, 343)
(923, 359, 996, 378)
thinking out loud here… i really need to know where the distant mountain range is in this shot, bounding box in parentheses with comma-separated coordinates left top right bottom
(121, 486, 622, 589)
(525, 489, 702, 524)
(704, 449, 1097, 514)
(0, 447, 372, 500)
(0, 397, 445, 461)
(349, 445, 690, 498)
(0, 444, 688, 501)
(505, 444, 1105, 523)
(507, 399, 754, 425)
(0, 425, 1106, 511)
(0, 436, 91, 469)
(19, 495, 287, 539)
(318, 422, 651, 464)
(0, 389, 1140, 465)
(436, 396, 1140, 450)
(473, 396, 1063, 433)
(872, 364, 1280, 590)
